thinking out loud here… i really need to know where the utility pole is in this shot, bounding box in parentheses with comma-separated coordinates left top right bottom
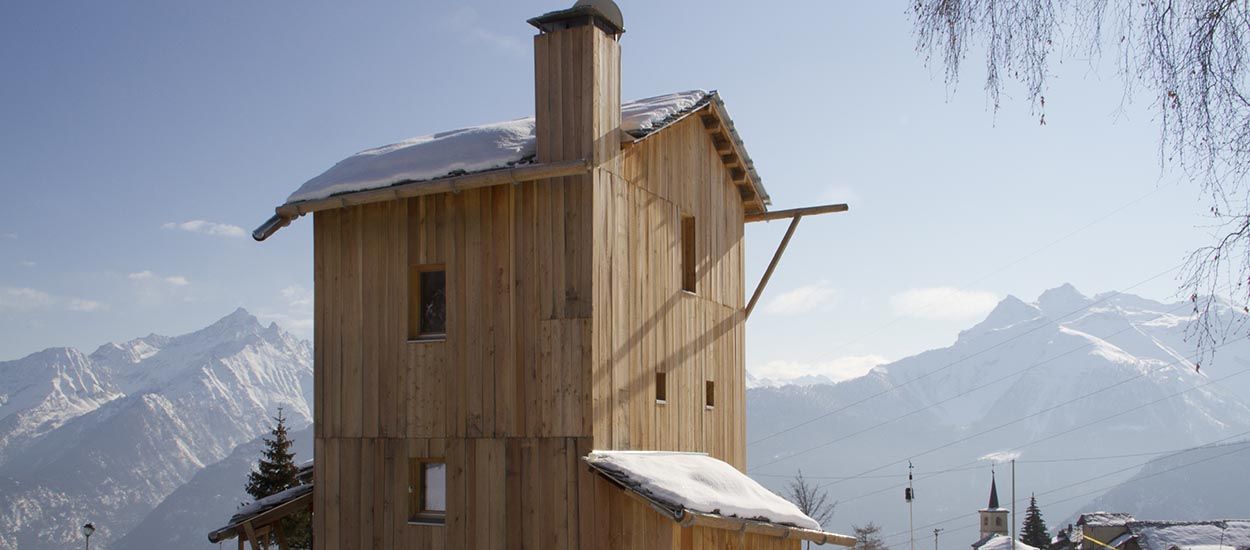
(1011, 459, 1017, 549)
(907, 461, 916, 550)
(934, 528, 944, 550)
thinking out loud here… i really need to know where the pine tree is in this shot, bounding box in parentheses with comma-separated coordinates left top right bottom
(853, 522, 887, 550)
(1019, 494, 1051, 549)
(244, 408, 310, 549)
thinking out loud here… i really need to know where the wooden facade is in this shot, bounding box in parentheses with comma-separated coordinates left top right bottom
(309, 4, 773, 549)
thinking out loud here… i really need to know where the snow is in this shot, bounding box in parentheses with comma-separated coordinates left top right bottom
(976, 534, 1038, 550)
(1079, 512, 1136, 527)
(285, 90, 710, 205)
(228, 483, 312, 523)
(1131, 521, 1250, 550)
(584, 450, 821, 530)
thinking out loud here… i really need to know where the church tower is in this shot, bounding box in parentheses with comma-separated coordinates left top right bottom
(979, 471, 1010, 539)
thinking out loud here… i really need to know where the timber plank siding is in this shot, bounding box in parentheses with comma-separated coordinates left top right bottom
(308, 5, 764, 549)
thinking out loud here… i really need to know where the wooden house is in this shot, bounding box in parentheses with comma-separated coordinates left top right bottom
(237, 1, 851, 548)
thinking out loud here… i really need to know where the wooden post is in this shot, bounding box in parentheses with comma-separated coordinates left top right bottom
(745, 215, 802, 319)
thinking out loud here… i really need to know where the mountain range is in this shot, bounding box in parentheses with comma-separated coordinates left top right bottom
(0, 285, 1247, 548)
(746, 284, 1250, 544)
(0, 308, 312, 549)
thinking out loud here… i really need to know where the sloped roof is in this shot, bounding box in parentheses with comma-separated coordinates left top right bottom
(974, 534, 1039, 550)
(207, 466, 314, 544)
(1127, 520, 1250, 550)
(584, 450, 819, 529)
(282, 90, 762, 206)
(1080, 512, 1137, 527)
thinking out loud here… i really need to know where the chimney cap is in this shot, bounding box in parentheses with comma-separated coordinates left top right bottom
(528, 0, 625, 36)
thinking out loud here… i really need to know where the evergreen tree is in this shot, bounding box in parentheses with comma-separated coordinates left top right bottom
(244, 408, 310, 549)
(1019, 494, 1051, 549)
(853, 522, 887, 550)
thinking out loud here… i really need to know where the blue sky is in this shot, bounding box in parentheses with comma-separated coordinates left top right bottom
(0, 1, 1209, 378)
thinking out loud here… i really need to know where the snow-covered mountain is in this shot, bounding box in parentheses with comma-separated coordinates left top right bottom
(747, 285, 1250, 543)
(1070, 439, 1250, 523)
(0, 309, 312, 549)
(116, 424, 314, 549)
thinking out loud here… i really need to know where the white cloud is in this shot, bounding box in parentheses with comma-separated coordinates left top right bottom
(281, 285, 313, 309)
(764, 281, 838, 315)
(0, 233, 16, 240)
(18, 260, 35, 268)
(66, 298, 105, 312)
(0, 287, 52, 311)
(749, 355, 889, 384)
(889, 287, 1000, 321)
(442, 7, 526, 55)
(0, 286, 104, 313)
(162, 220, 246, 238)
(979, 450, 1022, 463)
(129, 270, 189, 287)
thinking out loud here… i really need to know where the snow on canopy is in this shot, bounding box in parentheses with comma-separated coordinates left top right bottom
(584, 450, 821, 530)
(285, 90, 710, 205)
(976, 534, 1039, 550)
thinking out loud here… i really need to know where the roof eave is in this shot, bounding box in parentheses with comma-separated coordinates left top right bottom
(583, 457, 852, 546)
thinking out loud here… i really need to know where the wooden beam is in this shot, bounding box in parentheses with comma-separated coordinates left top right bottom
(745, 203, 848, 223)
(745, 216, 801, 319)
(680, 511, 856, 547)
(701, 115, 722, 132)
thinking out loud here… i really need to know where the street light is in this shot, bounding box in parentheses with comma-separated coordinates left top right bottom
(81, 522, 94, 550)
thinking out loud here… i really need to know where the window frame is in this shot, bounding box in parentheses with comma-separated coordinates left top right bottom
(655, 371, 668, 404)
(705, 380, 715, 409)
(407, 457, 447, 525)
(408, 264, 447, 342)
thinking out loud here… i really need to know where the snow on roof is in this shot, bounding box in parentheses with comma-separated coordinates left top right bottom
(1128, 521, 1250, 550)
(975, 534, 1039, 550)
(1079, 512, 1137, 527)
(285, 90, 711, 205)
(584, 450, 821, 530)
(229, 483, 312, 524)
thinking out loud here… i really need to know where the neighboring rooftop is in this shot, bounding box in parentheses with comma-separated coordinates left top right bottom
(1129, 520, 1250, 550)
(1079, 512, 1137, 527)
(974, 534, 1039, 550)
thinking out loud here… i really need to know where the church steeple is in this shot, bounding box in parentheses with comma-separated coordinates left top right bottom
(988, 471, 1000, 509)
(978, 470, 1010, 540)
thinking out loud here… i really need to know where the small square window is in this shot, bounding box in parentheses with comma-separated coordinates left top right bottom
(408, 458, 446, 523)
(681, 215, 696, 293)
(409, 266, 446, 340)
(656, 372, 667, 403)
(705, 380, 715, 408)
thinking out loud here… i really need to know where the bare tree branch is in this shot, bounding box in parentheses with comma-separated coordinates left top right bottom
(911, 0, 1250, 365)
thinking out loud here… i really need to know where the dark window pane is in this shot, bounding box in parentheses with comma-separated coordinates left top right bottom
(420, 270, 446, 335)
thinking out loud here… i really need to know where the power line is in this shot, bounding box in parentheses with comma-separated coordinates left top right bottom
(749, 297, 1196, 471)
(832, 429, 1250, 506)
(875, 441, 1250, 545)
(747, 263, 1182, 448)
(803, 344, 1250, 490)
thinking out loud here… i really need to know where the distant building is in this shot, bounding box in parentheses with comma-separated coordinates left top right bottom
(1068, 512, 1250, 550)
(973, 472, 1012, 550)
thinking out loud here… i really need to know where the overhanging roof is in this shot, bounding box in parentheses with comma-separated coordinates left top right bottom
(253, 90, 770, 241)
(584, 450, 854, 546)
